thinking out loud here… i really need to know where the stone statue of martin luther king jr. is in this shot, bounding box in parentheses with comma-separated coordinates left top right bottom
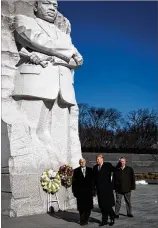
(13, 0, 83, 162)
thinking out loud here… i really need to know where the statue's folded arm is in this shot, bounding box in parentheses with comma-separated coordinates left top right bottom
(72, 46, 83, 66)
(14, 15, 71, 62)
(66, 20, 83, 66)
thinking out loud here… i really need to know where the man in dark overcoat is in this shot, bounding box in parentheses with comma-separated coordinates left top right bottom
(93, 154, 115, 226)
(113, 157, 136, 218)
(72, 158, 94, 226)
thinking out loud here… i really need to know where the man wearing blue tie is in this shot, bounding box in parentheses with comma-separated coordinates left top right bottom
(72, 158, 94, 226)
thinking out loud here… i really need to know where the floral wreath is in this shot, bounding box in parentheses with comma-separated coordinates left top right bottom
(58, 164, 74, 188)
(40, 169, 61, 194)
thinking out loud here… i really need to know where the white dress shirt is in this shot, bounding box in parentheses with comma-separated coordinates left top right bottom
(81, 167, 86, 177)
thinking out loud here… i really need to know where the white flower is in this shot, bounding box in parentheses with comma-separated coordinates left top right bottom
(52, 171, 57, 178)
(48, 169, 54, 178)
(41, 174, 47, 179)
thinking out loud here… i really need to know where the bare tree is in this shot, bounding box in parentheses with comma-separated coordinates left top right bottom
(123, 109, 158, 148)
(78, 104, 122, 148)
(78, 104, 158, 150)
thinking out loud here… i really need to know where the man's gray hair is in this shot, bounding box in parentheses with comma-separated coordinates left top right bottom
(79, 158, 86, 163)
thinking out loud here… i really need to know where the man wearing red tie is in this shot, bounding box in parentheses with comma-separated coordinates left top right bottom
(93, 154, 115, 226)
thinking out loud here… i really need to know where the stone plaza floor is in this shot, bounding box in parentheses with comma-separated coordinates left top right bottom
(2, 185, 158, 228)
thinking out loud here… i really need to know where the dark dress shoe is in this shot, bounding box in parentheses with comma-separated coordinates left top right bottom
(80, 223, 86, 226)
(115, 215, 119, 218)
(80, 221, 88, 226)
(99, 221, 108, 226)
(127, 214, 134, 217)
(109, 218, 115, 226)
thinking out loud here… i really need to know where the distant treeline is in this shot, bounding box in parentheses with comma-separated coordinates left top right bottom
(78, 104, 158, 151)
(82, 148, 158, 154)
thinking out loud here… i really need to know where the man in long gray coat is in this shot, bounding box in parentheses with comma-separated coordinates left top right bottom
(113, 157, 136, 218)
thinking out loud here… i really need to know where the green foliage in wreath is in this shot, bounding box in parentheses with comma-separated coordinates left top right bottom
(40, 169, 61, 193)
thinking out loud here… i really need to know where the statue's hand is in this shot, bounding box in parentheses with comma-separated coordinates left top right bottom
(72, 55, 83, 67)
(69, 58, 78, 68)
(29, 52, 52, 66)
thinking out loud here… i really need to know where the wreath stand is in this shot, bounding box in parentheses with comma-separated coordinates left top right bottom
(62, 176, 72, 211)
(47, 192, 60, 212)
(64, 188, 69, 211)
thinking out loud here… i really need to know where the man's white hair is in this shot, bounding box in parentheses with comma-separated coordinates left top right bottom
(119, 157, 126, 161)
(79, 158, 86, 163)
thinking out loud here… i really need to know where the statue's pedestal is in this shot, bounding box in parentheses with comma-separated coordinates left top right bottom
(2, 101, 80, 217)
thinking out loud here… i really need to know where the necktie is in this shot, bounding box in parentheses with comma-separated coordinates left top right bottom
(98, 165, 101, 171)
(83, 168, 86, 177)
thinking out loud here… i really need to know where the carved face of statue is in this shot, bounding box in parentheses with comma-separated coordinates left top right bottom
(35, 0, 58, 23)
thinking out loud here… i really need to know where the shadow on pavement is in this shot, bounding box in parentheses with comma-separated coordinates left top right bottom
(48, 211, 80, 224)
(92, 207, 101, 213)
(119, 213, 127, 217)
(89, 217, 101, 224)
(48, 210, 100, 224)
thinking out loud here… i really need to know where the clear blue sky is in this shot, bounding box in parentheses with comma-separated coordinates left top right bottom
(59, 1, 157, 115)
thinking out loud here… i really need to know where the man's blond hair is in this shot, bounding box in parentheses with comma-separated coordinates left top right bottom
(119, 157, 126, 161)
(96, 154, 103, 159)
